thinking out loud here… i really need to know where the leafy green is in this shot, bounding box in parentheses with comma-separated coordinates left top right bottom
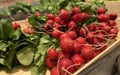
(16, 46, 35, 66)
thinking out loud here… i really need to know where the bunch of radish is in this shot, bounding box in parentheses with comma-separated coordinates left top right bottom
(45, 6, 118, 75)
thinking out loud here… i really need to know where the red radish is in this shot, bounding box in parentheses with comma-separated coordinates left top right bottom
(97, 7, 107, 14)
(76, 37, 86, 44)
(71, 54, 85, 68)
(81, 12, 89, 21)
(72, 7, 80, 15)
(68, 21, 77, 30)
(73, 13, 82, 23)
(36, 12, 41, 17)
(67, 31, 77, 40)
(109, 13, 117, 20)
(44, 24, 51, 30)
(60, 37, 74, 53)
(87, 32, 95, 39)
(52, 29, 63, 39)
(88, 23, 98, 31)
(46, 57, 56, 69)
(98, 14, 109, 22)
(48, 48, 58, 60)
(81, 45, 95, 59)
(59, 33, 71, 40)
(30, 29, 35, 34)
(94, 50, 101, 57)
(51, 67, 60, 75)
(59, 57, 75, 75)
(79, 28, 88, 37)
(58, 50, 71, 58)
(95, 32, 105, 42)
(23, 29, 31, 34)
(59, 9, 71, 21)
(46, 20, 54, 25)
(101, 25, 111, 32)
(109, 27, 118, 34)
(108, 20, 116, 26)
(13, 23, 20, 30)
(54, 16, 62, 24)
(97, 43, 107, 51)
(47, 13, 55, 20)
(54, 23, 61, 29)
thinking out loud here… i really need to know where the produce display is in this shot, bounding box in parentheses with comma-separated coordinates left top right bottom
(0, 0, 119, 75)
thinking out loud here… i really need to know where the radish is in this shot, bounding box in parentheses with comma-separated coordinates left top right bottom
(13, 23, 20, 30)
(108, 20, 116, 26)
(71, 54, 85, 68)
(72, 7, 80, 15)
(109, 27, 118, 38)
(59, 57, 75, 75)
(59, 33, 71, 41)
(81, 45, 95, 59)
(73, 13, 82, 23)
(46, 57, 57, 69)
(59, 9, 71, 21)
(79, 28, 88, 37)
(81, 12, 89, 21)
(54, 23, 61, 29)
(98, 14, 109, 22)
(46, 20, 54, 26)
(48, 48, 58, 60)
(35, 12, 41, 17)
(58, 50, 71, 58)
(109, 13, 117, 20)
(67, 31, 77, 40)
(54, 16, 62, 24)
(97, 7, 107, 14)
(76, 37, 86, 44)
(100, 25, 111, 32)
(60, 37, 74, 53)
(99, 22, 108, 27)
(52, 29, 63, 39)
(47, 13, 55, 20)
(23, 29, 31, 34)
(88, 23, 98, 31)
(68, 21, 77, 30)
(51, 67, 60, 75)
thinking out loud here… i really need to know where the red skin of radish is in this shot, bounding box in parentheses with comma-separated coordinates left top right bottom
(99, 22, 108, 27)
(81, 45, 95, 60)
(81, 12, 89, 21)
(101, 25, 111, 32)
(97, 7, 107, 14)
(68, 21, 77, 30)
(46, 20, 54, 26)
(60, 37, 74, 53)
(23, 29, 31, 34)
(58, 50, 71, 58)
(109, 27, 118, 38)
(79, 28, 88, 37)
(88, 23, 98, 31)
(50, 67, 60, 75)
(98, 14, 109, 22)
(109, 13, 117, 20)
(54, 16, 62, 24)
(13, 23, 20, 30)
(48, 48, 58, 60)
(67, 31, 77, 40)
(72, 7, 80, 15)
(71, 54, 85, 69)
(47, 13, 55, 20)
(44, 24, 51, 31)
(54, 23, 61, 30)
(52, 29, 63, 39)
(59, 57, 75, 75)
(35, 12, 41, 17)
(59, 9, 71, 21)
(74, 37, 86, 53)
(59, 33, 71, 41)
(46, 57, 57, 69)
(73, 13, 82, 23)
(108, 20, 116, 26)
(95, 32, 105, 42)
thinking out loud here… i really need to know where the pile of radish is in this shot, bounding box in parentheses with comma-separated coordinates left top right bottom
(44, 6, 118, 75)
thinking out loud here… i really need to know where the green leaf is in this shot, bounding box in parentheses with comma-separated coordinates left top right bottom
(0, 58, 4, 65)
(0, 41, 12, 51)
(16, 46, 35, 66)
(0, 19, 14, 40)
(10, 29, 22, 40)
